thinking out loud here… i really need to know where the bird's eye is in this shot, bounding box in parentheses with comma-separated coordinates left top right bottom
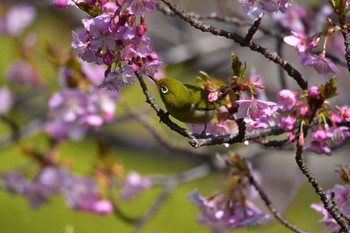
(160, 86, 169, 94)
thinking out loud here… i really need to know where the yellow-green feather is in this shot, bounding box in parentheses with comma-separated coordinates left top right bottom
(156, 78, 220, 124)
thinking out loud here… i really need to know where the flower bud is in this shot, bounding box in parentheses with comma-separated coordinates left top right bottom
(308, 86, 320, 98)
(52, 0, 69, 8)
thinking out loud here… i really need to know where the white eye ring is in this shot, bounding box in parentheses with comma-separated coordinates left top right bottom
(160, 86, 168, 94)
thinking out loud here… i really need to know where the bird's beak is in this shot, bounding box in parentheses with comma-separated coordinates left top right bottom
(148, 76, 158, 85)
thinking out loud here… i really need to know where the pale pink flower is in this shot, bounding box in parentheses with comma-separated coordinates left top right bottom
(301, 54, 339, 74)
(120, 172, 152, 200)
(276, 89, 297, 111)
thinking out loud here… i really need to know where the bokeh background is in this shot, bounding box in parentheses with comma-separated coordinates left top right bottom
(0, 0, 349, 232)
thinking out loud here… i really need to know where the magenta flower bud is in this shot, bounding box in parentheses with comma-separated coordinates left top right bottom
(299, 104, 309, 116)
(277, 89, 297, 111)
(308, 86, 320, 98)
(136, 24, 147, 36)
(208, 91, 219, 102)
(52, 0, 69, 8)
(148, 51, 159, 61)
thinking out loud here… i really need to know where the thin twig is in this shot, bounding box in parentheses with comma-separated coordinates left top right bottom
(132, 182, 175, 233)
(189, 126, 285, 148)
(132, 163, 212, 232)
(150, 163, 212, 184)
(0, 117, 46, 150)
(247, 162, 307, 233)
(156, 1, 284, 40)
(244, 17, 262, 42)
(277, 38, 287, 89)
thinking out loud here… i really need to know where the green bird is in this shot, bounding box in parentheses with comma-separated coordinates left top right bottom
(150, 77, 222, 124)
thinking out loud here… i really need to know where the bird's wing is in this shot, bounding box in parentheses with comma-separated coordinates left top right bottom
(185, 84, 221, 111)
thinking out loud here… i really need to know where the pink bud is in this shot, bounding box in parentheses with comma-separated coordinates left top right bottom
(308, 86, 320, 98)
(208, 91, 219, 102)
(52, 0, 69, 8)
(298, 131, 304, 147)
(277, 89, 297, 111)
(137, 24, 147, 36)
(299, 103, 309, 116)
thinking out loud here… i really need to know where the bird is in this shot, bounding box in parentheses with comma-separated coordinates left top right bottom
(149, 77, 222, 125)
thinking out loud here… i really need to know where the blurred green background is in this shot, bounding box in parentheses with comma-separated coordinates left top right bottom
(0, 2, 345, 233)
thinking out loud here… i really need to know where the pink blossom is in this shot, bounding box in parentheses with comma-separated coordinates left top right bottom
(273, 4, 307, 33)
(0, 4, 36, 36)
(92, 199, 113, 215)
(241, 0, 280, 20)
(330, 126, 350, 145)
(308, 86, 320, 98)
(279, 115, 296, 131)
(7, 60, 42, 87)
(46, 87, 117, 140)
(299, 103, 309, 116)
(305, 141, 332, 156)
(311, 203, 339, 231)
(0, 87, 13, 114)
(80, 61, 106, 86)
(284, 31, 319, 54)
(99, 65, 135, 91)
(301, 54, 339, 74)
(120, 172, 152, 200)
(339, 106, 350, 122)
(311, 184, 350, 231)
(208, 91, 219, 102)
(276, 89, 297, 111)
(3, 171, 28, 194)
(89, 14, 117, 52)
(45, 121, 86, 140)
(125, 0, 157, 15)
(188, 190, 268, 231)
(52, 0, 69, 8)
(312, 129, 328, 142)
(236, 98, 278, 122)
(62, 175, 112, 214)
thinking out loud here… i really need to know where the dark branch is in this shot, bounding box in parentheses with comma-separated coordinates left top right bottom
(189, 126, 285, 148)
(244, 17, 262, 42)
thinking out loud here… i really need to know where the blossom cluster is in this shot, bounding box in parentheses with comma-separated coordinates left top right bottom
(276, 83, 350, 155)
(187, 157, 268, 232)
(45, 60, 119, 140)
(70, 0, 161, 91)
(188, 190, 268, 231)
(3, 167, 113, 214)
(240, 0, 290, 20)
(276, 3, 340, 74)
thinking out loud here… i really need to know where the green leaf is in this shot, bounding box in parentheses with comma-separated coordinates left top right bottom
(75, 2, 102, 17)
(319, 76, 338, 99)
(231, 52, 246, 78)
(330, 0, 347, 17)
